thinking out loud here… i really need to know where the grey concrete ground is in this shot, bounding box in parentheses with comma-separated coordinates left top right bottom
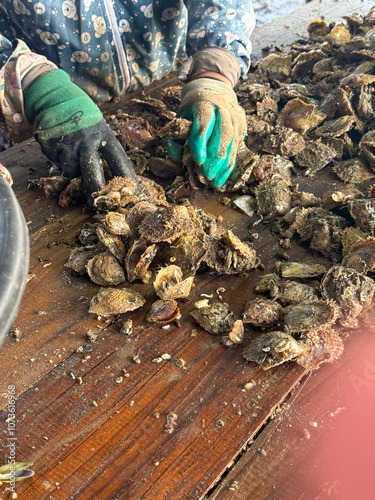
(253, 0, 307, 25)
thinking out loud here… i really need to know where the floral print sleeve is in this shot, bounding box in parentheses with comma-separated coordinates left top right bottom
(0, 36, 56, 143)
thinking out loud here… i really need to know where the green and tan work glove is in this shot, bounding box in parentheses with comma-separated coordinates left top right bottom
(168, 78, 247, 188)
(24, 69, 137, 195)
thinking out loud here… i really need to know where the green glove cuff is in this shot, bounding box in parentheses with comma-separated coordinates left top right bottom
(24, 69, 103, 140)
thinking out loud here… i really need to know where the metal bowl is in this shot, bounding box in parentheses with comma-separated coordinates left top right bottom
(0, 175, 29, 345)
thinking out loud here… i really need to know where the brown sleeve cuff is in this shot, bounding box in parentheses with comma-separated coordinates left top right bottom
(186, 47, 241, 88)
(21, 63, 56, 92)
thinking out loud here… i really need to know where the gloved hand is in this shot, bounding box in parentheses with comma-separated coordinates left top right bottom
(168, 78, 247, 188)
(24, 69, 137, 195)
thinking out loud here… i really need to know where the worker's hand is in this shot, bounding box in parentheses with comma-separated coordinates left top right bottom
(168, 78, 247, 188)
(24, 69, 137, 194)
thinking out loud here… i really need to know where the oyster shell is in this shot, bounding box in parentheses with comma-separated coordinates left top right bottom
(270, 280, 319, 305)
(146, 299, 180, 323)
(342, 238, 375, 274)
(138, 205, 195, 243)
(153, 265, 194, 300)
(59, 177, 84, 208)
(89, 287, 145, 316)
(190, 302, 235, 335)
(86, 251, 125, 286)
(278, 99, 325, 135)
(326, 24, 351, 46)
(276, 261, 327, 278)
(321, 186, 364, 211)
(255, 174, 292, 216)
(243, 298, 283, 327)
(204, 230, 258, 275)
(283, 300, 339, 333)
(125, 238, 157, 283)
(321, 265, 375, 328)
(254, 273, 281, 294)
(96, 226, 126, 262)
(65, 246, 100, 276)
(120, 117, 154, 148)
(297, 327, 344, 370)
(103, 212, 131, 236)
(348, 199, 375, 233)
(243, 331, 307, 370)
(359, 130, 375, 170)
(29, 175, 69, 198)
(166, 235, 207, 276)
(294, 140, 337, 175)
(228, 319, 245, 344)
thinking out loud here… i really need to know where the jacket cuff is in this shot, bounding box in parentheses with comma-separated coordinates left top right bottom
(186, 47, 241, 87)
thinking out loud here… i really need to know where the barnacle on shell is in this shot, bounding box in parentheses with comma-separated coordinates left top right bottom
(243, 331, 307, 370)
(190, 302, 236, 335)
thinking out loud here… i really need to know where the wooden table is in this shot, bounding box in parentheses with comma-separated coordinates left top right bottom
(1, 1, 374, 498)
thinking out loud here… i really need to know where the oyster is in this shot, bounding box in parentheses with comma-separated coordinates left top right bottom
(243, 331, 307, 370)
(341, 226, 367, 256)
(166, 235, 207, 276)
(359, 130, 375, 170)
(256, 54, 293, 82)
(326, 24, 351, 46)
(294, 140, 337, 175)
(59, 177, 84, 207)
(86, 251, 125, 286)
(65, 247, 100, 276)
(204, 230, 258, 275)
(146, 299, 180, 323)
(103, 212, 131, 236)
(348, 199, 375, 233)
(125, 238, 157, 283)
(277, 99, 325, 135)
(89, 287, 145, 316)
(29, 175, 69, 198)
(270, 280, 319, 305)
(138, 205, 195, 243)
(342, 238, 375, 274)
(276, 261, 327, 278)
(297, 327, 344, 370)
(190, 302, 235, 335)
(96, 226, 126, 262)
(120, 117, 153, 148)
(321, 265, 375, 328)
(125, 201, 158, 229)
(243, 298, 283, 327)
(254, 273, 281, 294)
(93, 177, 136, 211)
(153, 265, 194, 300)
(283, 300, 339, 333)
(255, 174, 292, 216)
(321, 187, 364, 211)
(291, 207, 347, 257)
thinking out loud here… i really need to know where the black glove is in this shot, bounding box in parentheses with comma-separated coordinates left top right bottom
(37, 118, 138, 195)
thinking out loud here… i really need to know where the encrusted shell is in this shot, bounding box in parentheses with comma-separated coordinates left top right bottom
(89, 287, 145, 316)
(270, 280, 319, 305)
(254, 273, 281, 294)
(342, 238, 375, 274)
(297, 327, 344, 370)
(86, 251, 125, 286)
(190, 302, 235, 335)
(283, 300, 339, 333)
(146, 299, 180, 323)
(138, 205, 195, 243)
(243, 298, 283, 327)
(255, 174, 292, 216)
(243, 331, 307, 370)
(333, 158, 375, 184)
(321, 265, 375, 328)
(348, 199, 375, 234)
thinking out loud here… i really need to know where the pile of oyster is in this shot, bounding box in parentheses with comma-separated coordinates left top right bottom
(38, 6, 375, 371)
(64, 175, 259, 326)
